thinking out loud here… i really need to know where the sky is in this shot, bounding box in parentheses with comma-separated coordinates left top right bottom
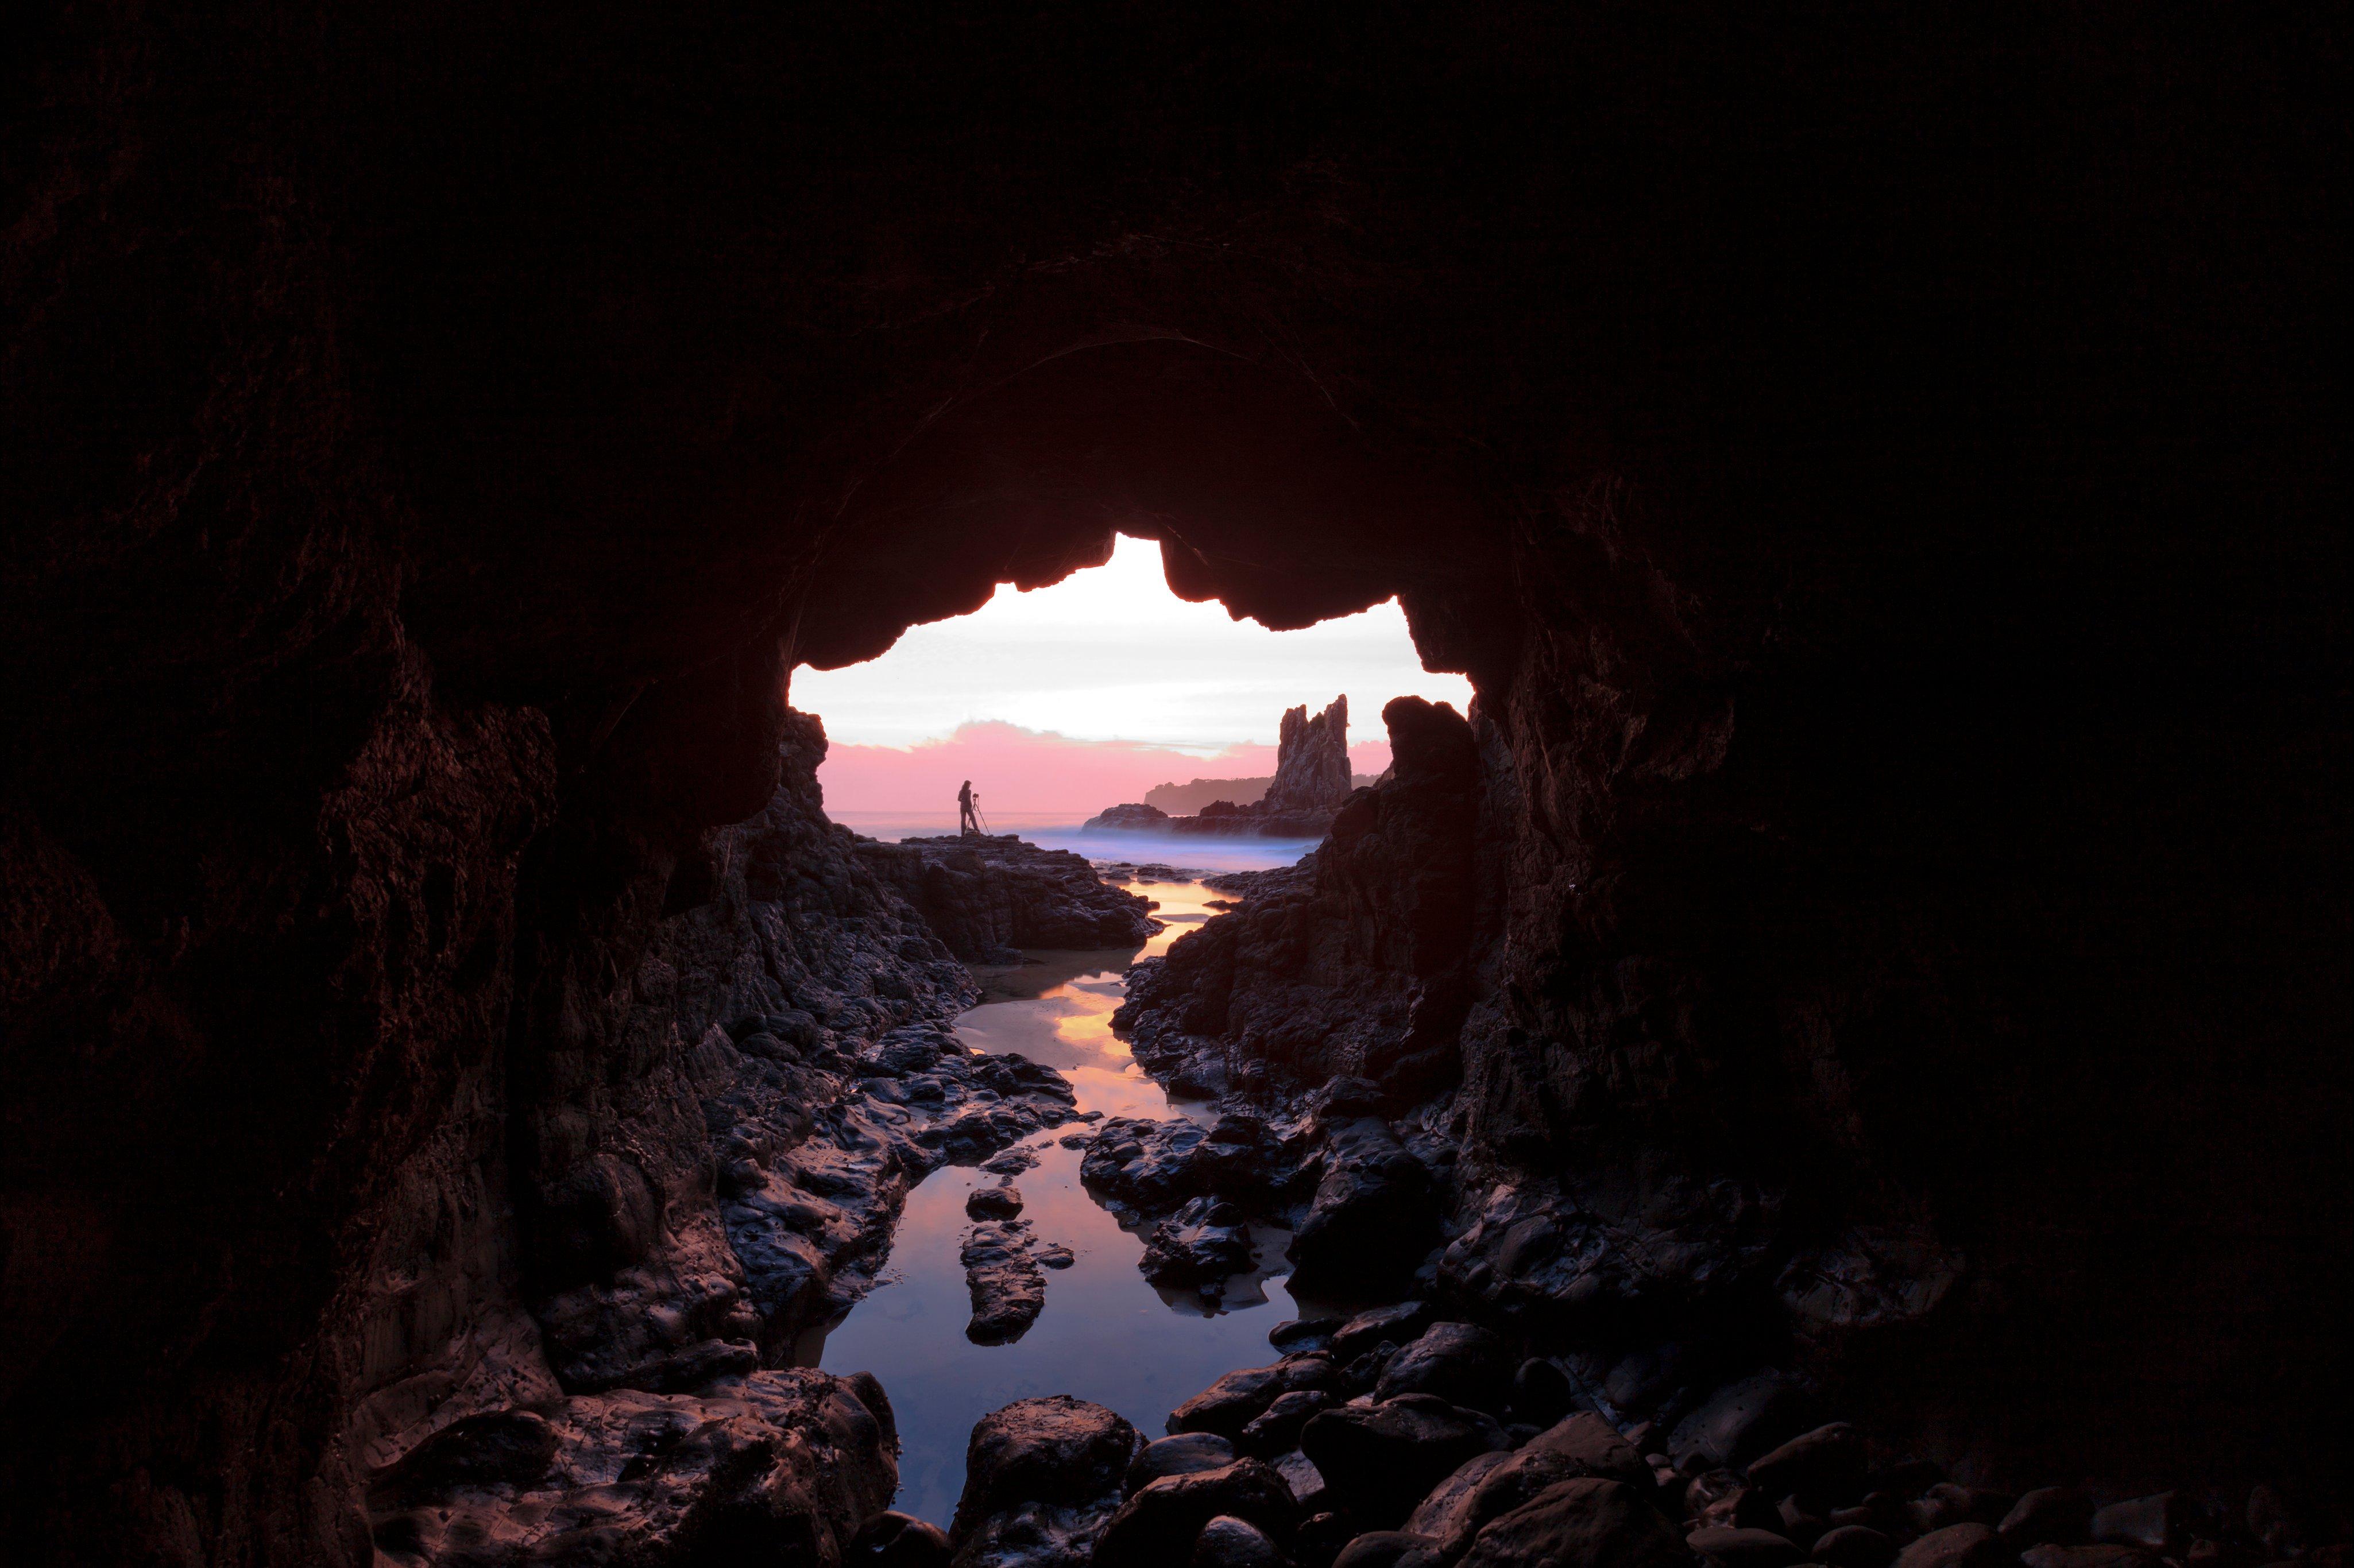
(794, 533, 1474, 813)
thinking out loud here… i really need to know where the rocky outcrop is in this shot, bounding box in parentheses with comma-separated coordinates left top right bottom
(368, 1370, 898, 1567)
(857, 834, 1160, 960)
(1263, 698, 1354, 815)
(1115, 696, 1481, 1104)
(950, 1397, 1147, 1568)
(1088, 698, 1362, 839)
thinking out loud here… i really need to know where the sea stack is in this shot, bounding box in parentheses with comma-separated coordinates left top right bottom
(1084, 696, 1359, 839)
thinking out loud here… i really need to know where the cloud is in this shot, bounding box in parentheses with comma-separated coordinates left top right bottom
(791, 534, 1473, 751)
(816, 719, 1393, 814)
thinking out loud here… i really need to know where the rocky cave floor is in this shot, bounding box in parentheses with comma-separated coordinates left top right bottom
(372, 813, 2345, 1568)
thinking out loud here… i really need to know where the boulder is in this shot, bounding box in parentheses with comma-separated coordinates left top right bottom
(1333, 1532, 1448, 1568)
(1300, 1396, 1512, 1530)
(962, 1220, 1047, 1344)
(1172, 1357, 1342, 1439)
(1400, 1416, 1655, 1561)
(1130, 1434, 1244, 1496)
(1240, 1391, 1338, 1457)
(1813, 1524, 1898, 1568)
(1273, 1318, 1344, 1355)
(852, 1511, 957, 1568)
(1331, 1302, 1434, 1361)
(1688, 1526, 1803, 1567)
(1456, 1478, 1692, 1568)
(1286, 1121, 1441, 1296)
(1096, 1460, 1300, 1568)
(1195, 1515, 1289, 1568)
(1743, 1423, 1865, 1509)
(1668, 1375, 1813, 1473)
(967, 1184, 1025, 1219)
(1142, 1196, 1259, 1291)
(1894, 1524, 2012, 1568)
(2020, 1549, 2163, 1568)
(2000, 1488, 2094, 1548)
(2090, 1494, 2183, 1554)
(1374, 1323, 1516, 1412)
(1508, 1361, 1575, 1428)
(952, 1396, 1145, 1543)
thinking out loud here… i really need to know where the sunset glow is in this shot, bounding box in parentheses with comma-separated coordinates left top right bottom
(795, 534, 1473, 812)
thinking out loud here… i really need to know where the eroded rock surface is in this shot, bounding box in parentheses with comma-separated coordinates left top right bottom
(961, 1219, 1050, 1344)
(368, 1369, 896, 1567)
(951, 1397, 1146, 1568)
(859, 834, 1160, 961)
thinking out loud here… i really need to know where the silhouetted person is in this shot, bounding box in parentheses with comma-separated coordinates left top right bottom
(958, 780, 979, 835)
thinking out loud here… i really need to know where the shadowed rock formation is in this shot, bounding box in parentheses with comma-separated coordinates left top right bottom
(0, 4, 2343, 1562)
(1262, 698, 1354, 816)
(1090, 697, 1360, 839)
(858, 834, 1160, 961)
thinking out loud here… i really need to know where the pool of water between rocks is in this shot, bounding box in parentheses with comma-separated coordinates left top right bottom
(795, 873, 1353, 1526)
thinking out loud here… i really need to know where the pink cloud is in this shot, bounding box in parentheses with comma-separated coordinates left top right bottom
(815, 720, 1393, 814)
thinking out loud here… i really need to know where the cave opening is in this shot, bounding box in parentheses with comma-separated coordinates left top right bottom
(775, 529, 1479, 1524)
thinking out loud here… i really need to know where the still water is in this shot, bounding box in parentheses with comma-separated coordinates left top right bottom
(797, 871, 1323, 1526)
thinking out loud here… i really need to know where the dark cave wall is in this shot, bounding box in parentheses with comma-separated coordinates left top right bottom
(2, 1, 2345, 1562)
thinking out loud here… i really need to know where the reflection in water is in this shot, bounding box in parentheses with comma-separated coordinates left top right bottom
(799, 878, 1309, 1527)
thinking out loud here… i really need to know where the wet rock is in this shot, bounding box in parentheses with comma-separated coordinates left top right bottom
(1688, 1526, 1803, 1567)
(1456, 1478, 1691, 1568)
(1274, 1450, 1329, 1509)
(1294, 1513, 1359, 1568)
(1743, 1422, 1865, 1509)
(1440, 1175, 1780, 1338)
(1775, 1496, 1825, 1553)
(1286, 1120, 1441, 1297)
(1132, 1434, 1245, 1495)
(962, 1221, 1047, 1344)
(1142, 1197, 1259, 1291)
(968, 1184, 1025, 1219)
(1331, 1302, 1433, 1361)
(1240, 1391, 1338, 1457)
(859, 835, 1159, 958)
(1301, 1395, 1512, 1530)
(1096, 1460, 1301, 1568)
(1374, 1323, 1515, 1412)
(1037, 1243, 1076, 1269)
(2000, 1488, 2093, 1548)
(366, 1370, 896, 1567)
(1172, 1356, 1344, 1439)
(952, 1396, 1146, 1563)
(1404, 1451, 1514, 1543)
(2247, 1483, 2318, 1559)
(1334, 1532, 1447, 1568)
(853, 1511, 958, 1568)
(1342, 1344, 1401, 1397)
(1908, 1485, 2011, 1534)
(1668, 1374, 1813, 1473)
(1508, 1360, 1574, 1428)
(1692, 1480, 1783, 1535)
(1084, 1115, 1286, 1215)
(2091, 1494, 2183, 1554)
(983, 1145, 1041, 1176)
(1814, 1524, 1899, 1568)
(1894, 1523, 2011, 1568)
(1273, 1318, 1344, 1355)
(1403, 1415, 1656, 1560)
(1195, 1514, 1291, 1568)
(2020, 1549, 2164, 1568)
